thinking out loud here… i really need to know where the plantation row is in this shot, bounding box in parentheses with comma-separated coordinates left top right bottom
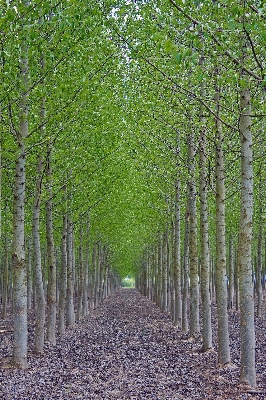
(0, 0, 265, 390)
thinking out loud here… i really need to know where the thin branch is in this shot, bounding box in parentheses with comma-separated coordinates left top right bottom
(109, 23, 238, 131)
(168, 0, 262, 82)
(7, 100, 19, 143)
(243, 26, 264, 77)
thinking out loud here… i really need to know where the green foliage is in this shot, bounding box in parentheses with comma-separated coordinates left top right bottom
(121, 276, 135, 288)
(0, 0, 265, 277)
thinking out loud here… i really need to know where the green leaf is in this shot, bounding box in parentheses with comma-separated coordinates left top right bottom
(164, 39, 173, 53)
(173, 51, 182, 64)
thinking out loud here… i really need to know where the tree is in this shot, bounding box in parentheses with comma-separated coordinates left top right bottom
(12, 0, 30, 369)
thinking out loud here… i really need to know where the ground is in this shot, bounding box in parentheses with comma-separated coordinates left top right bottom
(0, 289, 265, 399)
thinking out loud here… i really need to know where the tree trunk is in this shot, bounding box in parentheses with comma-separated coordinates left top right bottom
(58, 214, 67, 335)
(12, 144, 27, 368)
(173, 179, 182, 327)
(66, 216, 75, 327)
(157, 242, 163, 309)
(77, 227, 84, 321)
(199, 120, 212, 351)
(214, 80, 231, 366)
(94, 242, 101, 308)
(228, 238, 235, 309)
(238, 85, 256, 387)
(82, 214, 89, 316)
(182, 193, 190, 333)
(46, 148, 57, 345)
(2, 234, 9, 319)
(12, 19, 29, 367)
(26, 238, 32, 311)
(91, 242, 97, 309)
(33, 158, 46, 354)
(162, 232, 168, 313)
(256, 165, 263, 318)
(235, 247, 239, 311)
(256, 227, 263, 317)
(188, 133, 199, 338)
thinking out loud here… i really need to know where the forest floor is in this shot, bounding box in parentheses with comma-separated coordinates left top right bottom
(0, 289, 265, 400)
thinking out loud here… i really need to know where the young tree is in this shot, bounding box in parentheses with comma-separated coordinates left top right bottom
(238, 78, 256, 388)
(188, 132, 199, 338)
(32, 158, 45, 354)
(214, 75, 230, 366)
(12, 0, 29, 368)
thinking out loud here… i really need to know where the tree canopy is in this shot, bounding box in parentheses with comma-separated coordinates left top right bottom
(0, 0, 265, 276)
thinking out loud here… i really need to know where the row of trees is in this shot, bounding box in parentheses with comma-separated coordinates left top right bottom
(128, 0, 265, 390)
(0, 0, 131, 368)
(0, 0, 265, 390)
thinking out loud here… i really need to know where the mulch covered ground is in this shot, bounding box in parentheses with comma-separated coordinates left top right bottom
(0, 289, 265, 399)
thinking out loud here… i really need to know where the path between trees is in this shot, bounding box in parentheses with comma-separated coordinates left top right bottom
(0, 289, 265, 399)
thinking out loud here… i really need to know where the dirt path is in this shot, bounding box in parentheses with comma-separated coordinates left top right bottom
(0, 289, 265, 399)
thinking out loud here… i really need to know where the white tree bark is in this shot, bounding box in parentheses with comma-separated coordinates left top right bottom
(188, 133, 199, 338)
(182, 195, 190, 333)
(256, 227, 263, 318)
(12, 144, 27, 368)
(82, 214, 90, 316)
(77, 227, 84, 321)
(66, 216, 75, 326)
(214, 84, 230, 365)
(238, 85, 256, 387)
(26, 238, 32, 311)
(58, 214, 67, 335)
(12, 18, 29, 367)
(32, 158, 45, 354)
(46, 149, 57, 345)
(199, 125, 212, 351)
(173, 179, 182, 327)
(162, 232, 168, 313)
(2, 234, 9, 319)
(90, 242, 97, 309)
(228, 238, 235, 309)
(256, 168, 263, 318)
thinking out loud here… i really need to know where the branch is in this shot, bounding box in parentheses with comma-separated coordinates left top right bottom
(249, 4, 266, 20)
(168, 0, 262, 82)
(7, 100, 20, 143)
(143, 57, 238, 132)
(109, 21, 238, 132)
(243, 26, 264, 77)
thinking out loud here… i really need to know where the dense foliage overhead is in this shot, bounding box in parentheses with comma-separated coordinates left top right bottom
(0, 0, 265, 279)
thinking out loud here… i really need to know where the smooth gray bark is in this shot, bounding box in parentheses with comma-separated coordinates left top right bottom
(58, 214, 67, 335)
(256, 227, 263, 318)
(157, 242, 163, 308)
(66, 217, 75, 327)
(12, 145, 28, 369)
(188, 133, 199, 338)
(32, 158, 45, 354)
(82, 215, 89, 316)
(27, 238, 33, 311)
(173, 180, 182, 327)
(2, 234, 9, 319)
(77, 227, 84, 321)
(12, 20, 29, 367)
(228, 238, 235, 309)
(238, 85, 256, 387)
(46, 150, 57, 345)
(182, 194, 190, 333)
(162, 232, 168, 313)
(256, 168, 263, 318)
(199, 126, 212, 351)
(214, 84, 230, 366)
(91, 242, 97, 309)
